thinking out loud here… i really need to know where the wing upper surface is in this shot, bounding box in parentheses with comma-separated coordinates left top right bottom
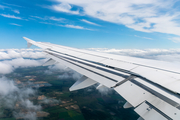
(24, 37, 180, 120)
(24, 37, 180, 93)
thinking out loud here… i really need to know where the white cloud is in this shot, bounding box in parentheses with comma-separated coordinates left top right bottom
(40, 97, 60, 105)
(0, 14, 22, 19)
(0, 77, 41, 120)
(0, 49, 65, 119)
(0, 62, 14, 74)
(0, 58, 45, 74)
(52, 0, 180, 36)
(81, 19, 100, 26)
(0, 49, 45, 60)
(97, 85, 113, 95)
(0, 77, 18, 96)
(58, 71, 82, 80)
(3, 58, 45, 68)
(0, 50, 61, 119)
(50, 2, 79, 15)
(0, 49, 46, 74)
(10, 23, 22, 26)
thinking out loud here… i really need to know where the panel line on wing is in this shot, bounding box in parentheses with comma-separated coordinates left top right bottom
(144, 101, 173, 120)
(45, 49, 139, 75)
(47, 52, 119, 83)
(47, 51, 180, 109)
(45, 50, 132, 80)
(111, 75, 136, 88)
(131, 80, 180, 109)
(135, 101, 172, 120)
(45, 49, 133, 76)
(45, 42, 180, 75)
(45, 49, 180, 97)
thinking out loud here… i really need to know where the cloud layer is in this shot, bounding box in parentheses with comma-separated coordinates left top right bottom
(0, 49, 46, 74)
(89, 48, 180, 63)
(52, 0, 180, 38)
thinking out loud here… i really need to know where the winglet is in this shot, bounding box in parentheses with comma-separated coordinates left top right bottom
(23, 37, 35, 48)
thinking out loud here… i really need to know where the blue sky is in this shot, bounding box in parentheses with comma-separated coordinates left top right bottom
(1, 0, 180, 49)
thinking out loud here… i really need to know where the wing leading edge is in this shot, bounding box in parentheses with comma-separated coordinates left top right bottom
(23, 37, 180, 120)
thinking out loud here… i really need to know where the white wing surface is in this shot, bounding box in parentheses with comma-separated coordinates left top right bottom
(24, 37, 180, 120)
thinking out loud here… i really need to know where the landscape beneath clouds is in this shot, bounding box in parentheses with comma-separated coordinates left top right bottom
(0, 48, 180, 120)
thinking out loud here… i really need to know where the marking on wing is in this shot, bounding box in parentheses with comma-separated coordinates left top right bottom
(135, 101, 172, 120)
(111, 75, 136, 88)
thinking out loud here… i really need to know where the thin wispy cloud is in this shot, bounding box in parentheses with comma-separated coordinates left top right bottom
(49, 16, 66, 22)
(30, 16, 46, 20)
(0, 4, 8, 9)
(31, 16, 65, 22)
(2, 2, 22, 8)
(39, 22, 53, 25)
(64, 24, 85, 29)
(0, 4, 20, 14)
(81, 19, 100, 26)
(52, 0, 180, 37)
(0, 14, 22, 19)
(39, 19, 94, 30)
(134, 35, 153, 40)
(169, 37, 180, 43)
(10, 23, 22, 26)
(63, 24, 94, 31)
(13, 9, 20, 14)
(39, 22, 94, 30)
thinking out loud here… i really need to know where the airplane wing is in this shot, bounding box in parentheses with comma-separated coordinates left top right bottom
(23, 37, 180, 120)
